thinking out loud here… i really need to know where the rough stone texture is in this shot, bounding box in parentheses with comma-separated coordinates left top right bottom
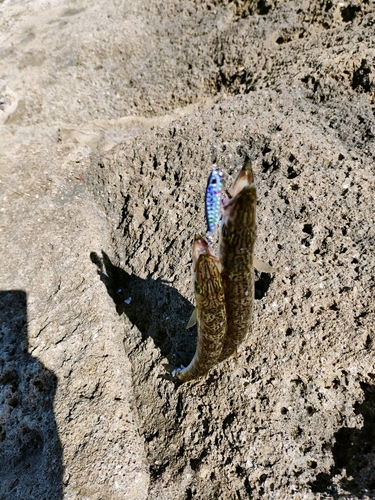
(1, 0, 375, 499)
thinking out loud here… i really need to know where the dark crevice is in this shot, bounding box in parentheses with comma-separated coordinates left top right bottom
(262, 156, 280, 174)
(341, 4, 361, 23)
(150, 461, 169, 480)
(310, 382, 375, 496)
(190, 449, 208, 471)
(223, 412, 236, 430)
(352, 59, 372, 93)
(255, 272, 273, 300)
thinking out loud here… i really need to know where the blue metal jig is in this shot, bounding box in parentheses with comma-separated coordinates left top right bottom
(205, 166, 223, 244)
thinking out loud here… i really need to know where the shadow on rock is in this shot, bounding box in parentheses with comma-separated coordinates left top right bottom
(311, 382, 375, 497)
(0, 290, 63, 499)
(90, 251, 273, 367)
(90, 251, 195, 365)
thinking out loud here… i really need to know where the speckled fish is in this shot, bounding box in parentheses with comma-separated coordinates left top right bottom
(205, 167, 223, 244)
(218, 160, 258, 361)
(173, 235, 227, 382)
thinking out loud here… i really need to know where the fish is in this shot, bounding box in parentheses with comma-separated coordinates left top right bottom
(173, 235, 227, 382)
(218, 159, 258, 361)
(205, 167, 223, 244)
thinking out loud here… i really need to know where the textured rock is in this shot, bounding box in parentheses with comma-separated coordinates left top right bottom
(1, 0, 374, 499)
(0, 143, 149, 499)
(90, 89, 375, 499)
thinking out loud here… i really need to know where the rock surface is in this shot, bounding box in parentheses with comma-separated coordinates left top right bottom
(1, 1, 374, 499)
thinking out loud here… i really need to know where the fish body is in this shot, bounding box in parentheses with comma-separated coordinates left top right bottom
(218, 160, 257, 361)
(205, 167, 223, 244)
(175, 236, 227, 382)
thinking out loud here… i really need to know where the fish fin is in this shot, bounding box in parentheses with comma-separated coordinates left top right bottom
(254, 256, 273, 273)
(161, 363, 180, 382)
(186, 307, 198, 329)
(171, 365, 185, 378)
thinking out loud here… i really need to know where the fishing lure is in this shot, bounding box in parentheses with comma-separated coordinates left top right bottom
(205, 167, 223, 245)
(173, 235, 227, 382)
(218, 160, 258, 361)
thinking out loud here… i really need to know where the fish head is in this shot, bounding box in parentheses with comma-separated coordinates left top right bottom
(192, 234, 217, 262)
(192, 234, 209, 268)
(220, 185, 257, 254)
(223, 185, 257, 227)
(230, 159, 254, 198)
(192, 235, 220, 287)
(194, 253, 223, 300)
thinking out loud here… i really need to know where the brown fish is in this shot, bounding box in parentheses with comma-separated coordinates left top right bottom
(174, 235, 227, 382)
(218, 160, 257, 361)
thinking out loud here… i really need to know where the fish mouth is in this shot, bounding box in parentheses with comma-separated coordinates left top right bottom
(230, 159, 254, 198)
(192, 234, 216, 267)
(192, 234, 209, 265)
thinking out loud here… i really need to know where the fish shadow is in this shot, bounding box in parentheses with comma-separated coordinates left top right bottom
(0, 290, 63, 499)
(90, 251, 273, 367)
(90, 251, 195, 366)
(310, 381, 375, 497)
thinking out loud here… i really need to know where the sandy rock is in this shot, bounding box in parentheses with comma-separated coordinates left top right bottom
(1, 0, 374, 499)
